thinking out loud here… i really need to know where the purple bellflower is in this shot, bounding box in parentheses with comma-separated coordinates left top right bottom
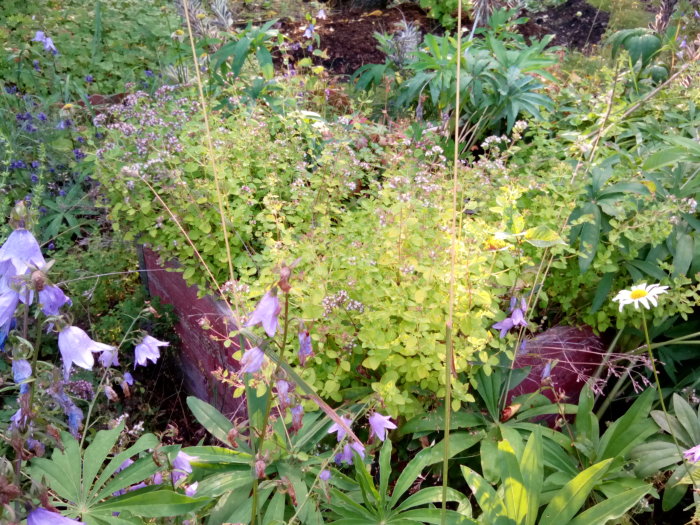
(123, 372, 134, 385)
(33, 31, 58, 54)
(58, 325, 115, 378)
(0, 289, 20, 328)
(303, 24, 315, 39)
(245, 290, 281, 337)
(327, 415, 353, 442)
(319, 469, 331, 481)
(134, 334, 168, 368)
(492, 297, 528, 338)
(0, 228, 45, 285)
(12, 359, 32, 394)
(291, 404, 304, 433)
(185, 482, 199, 497)
(172, 451, 197, 484)
(298, 330, 313, 366)
(38, 284, 70, 316)
(335, 442, 365, 464)
(28, 508, 83, 525)
(276, 379, 291, 411)
(684, 444, 700, 463)
(240, 346, 265, 374)
(98, 346, 119, 367)
(368, 412, 397, 442)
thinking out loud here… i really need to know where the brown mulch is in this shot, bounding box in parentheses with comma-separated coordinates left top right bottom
(279, 3, 438, 76)
(519, 0, 610, 50)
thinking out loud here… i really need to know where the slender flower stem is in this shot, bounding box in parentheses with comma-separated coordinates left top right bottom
(442, 0, 464, 522)
(251, 293, 289, 525)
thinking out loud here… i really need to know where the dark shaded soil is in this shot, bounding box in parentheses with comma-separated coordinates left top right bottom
(279, 0, 609, 76)
(519, 0, 610, 50)
(279, 3, 438, 76)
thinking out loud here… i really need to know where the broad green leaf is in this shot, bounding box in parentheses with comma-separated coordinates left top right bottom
(568, 485, 651, 525)
(643, 147, 686, 170)
(379, 438, 392, 506)
(394, 486, 470, 512)
(83, 422, 125, 493)
(186, 396, 234, 445)
(390, 431, 483, 506)
(673, 394, 700, 444)
(523, 225, 566, 248)
(462, 465, 507, 523)
(578, 203, 601, 273)
(672, 233, 694, 277)
(91, 488, 208, 517)
(395, 508, 477, 525)
(520, 431, 543, 525)
(538, 458, 613, 525)
(498, 439, 527, 525)
(598, 389, 655, 460)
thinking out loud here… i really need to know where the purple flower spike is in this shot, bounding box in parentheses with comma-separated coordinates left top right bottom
(240, 346, 265, 374)
(245, 290, 281, 337)
(298, 330, 313, 366)
(134, 335, 168, 368)
(28, 508, 84, 525)
(13, 359, 32, 394)
(684, 444, 700, 463)
(368, 412, 397, 442)
(58, 325, 115, 378)
(327, 415, 353, 442)
(38, 284, 70, 316)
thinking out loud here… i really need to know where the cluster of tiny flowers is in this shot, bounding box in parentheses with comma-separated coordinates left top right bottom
(322, 290, 366, 316)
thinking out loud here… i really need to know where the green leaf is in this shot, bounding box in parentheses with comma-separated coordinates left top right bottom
(523, 225, 566, 248)
(643, 147, 686, 170)
(256, 46, 274, 80)
(567, 485, 651, 525)
(379, 438, 392, 507)
(91, 488, 209, 517)
(83, 422, 125, 492)
(186, 396, 234, 445)
(672, 233, 694, 277)
(462, 465, 508, 523)
(598, 389, 655, 460)
(578, 203, 601, 273)
(672, 393, 700, 444)
(520, 431, 543, 525)
(498, 438, 527, 525)
(538, 458, 613, 525)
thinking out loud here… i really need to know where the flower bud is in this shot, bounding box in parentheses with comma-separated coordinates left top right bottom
(31, 270, 47, 292)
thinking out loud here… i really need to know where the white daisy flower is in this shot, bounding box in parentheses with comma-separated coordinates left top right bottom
(612, 283, 669, 312)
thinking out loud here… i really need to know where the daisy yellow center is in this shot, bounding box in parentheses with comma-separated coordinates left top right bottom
(630, 289, 648, 299)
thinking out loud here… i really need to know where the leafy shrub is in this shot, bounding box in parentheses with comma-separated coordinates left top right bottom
(95, 85, 567, 418)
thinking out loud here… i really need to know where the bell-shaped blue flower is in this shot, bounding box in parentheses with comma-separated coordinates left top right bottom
(134, 334, 169, 368)
(12, 359, 32, 394)
(58, 325, 116, 378)
(38, 284, 71, 316)
(28, 508, 84, 524)
(245, 290, 281, 337)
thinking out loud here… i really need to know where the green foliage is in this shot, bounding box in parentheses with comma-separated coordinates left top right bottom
(30, 422, 207, 523)
(462, 430, 652, 525)
(326, 438, 474, 524)
(356, 10, 556, 141)
(184, 396, 331, 523)
(631, 393, 700, 511)
(0, 0, 179, 96)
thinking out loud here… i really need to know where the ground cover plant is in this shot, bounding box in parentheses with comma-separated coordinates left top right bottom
(2, 0, 700, 523)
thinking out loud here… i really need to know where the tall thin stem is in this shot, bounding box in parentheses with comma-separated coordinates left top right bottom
(442, 0, 464, 521)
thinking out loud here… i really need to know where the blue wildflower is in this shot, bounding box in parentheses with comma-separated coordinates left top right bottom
(33, 60, 41, 71)
(73, 149, 86, 161)
(58, 325, 115, 378)
(9, 160, 27, 170)
(327, 415, 353, 442)
(145, 70, 154, 77)
(245, 289, 281, 337)
(240, 346, 265, 373)
(38, 284, 71, 316)
(134, 334, 168, 367)
(33, 31, 58, 54)
(12, 359, 32, 394)
(37, 112, 47, 121)
(85, 75, 94, 83)
(31, 160, 40, 169)
(298, 330, 313, 365)
(303, 24, 315, 39)
(319, 469, 331, 481)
